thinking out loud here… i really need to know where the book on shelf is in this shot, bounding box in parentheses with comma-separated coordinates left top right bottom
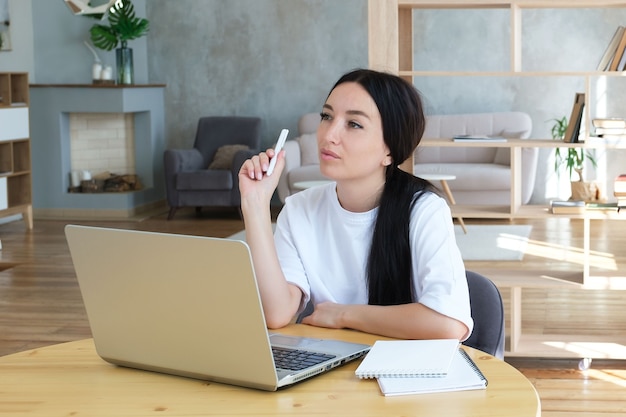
(598, 26, 626, 71)
(609, 27, 626, 71)
(452, 134, 507, 142)
(593, 126, 626, 136)
(592, 118, 626, 129)
(354, 339, 459, 379)
(550, 200, 586, 214)
(617, 50, 626, 71)
(376, 348, 488, 396)
(563, 93, 585, 143)
(585, 202, 620, 211)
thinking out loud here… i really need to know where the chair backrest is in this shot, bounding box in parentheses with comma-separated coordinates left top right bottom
(463, 270, 505, 359)
(193, 116, 262, 166)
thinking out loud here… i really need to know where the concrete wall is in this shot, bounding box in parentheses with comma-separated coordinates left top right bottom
(145, 0, 367, 150)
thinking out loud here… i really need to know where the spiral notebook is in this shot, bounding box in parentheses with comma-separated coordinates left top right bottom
(377, 348, 488, 396)
(354, 339, 459, 379)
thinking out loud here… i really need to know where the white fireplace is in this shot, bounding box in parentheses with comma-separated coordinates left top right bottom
(30, 84, 166, 219)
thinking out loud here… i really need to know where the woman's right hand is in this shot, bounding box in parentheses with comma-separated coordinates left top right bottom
(238, 149, 285, 209)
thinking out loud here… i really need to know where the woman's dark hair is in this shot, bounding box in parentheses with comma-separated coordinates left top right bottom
(328, 68, 434, 305)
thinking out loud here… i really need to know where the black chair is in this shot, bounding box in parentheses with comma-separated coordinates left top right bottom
(297, 270, 505, 359)
(462, 270, 505, 359)
(163, 116, 262, 220)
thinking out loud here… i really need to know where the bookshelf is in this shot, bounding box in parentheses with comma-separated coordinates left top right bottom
(0, 73, 33, 229)
(368, 0, 626, 359)
(367, 0, 626, 229)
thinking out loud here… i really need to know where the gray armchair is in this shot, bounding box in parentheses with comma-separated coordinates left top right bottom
(164, 116, 262, 220)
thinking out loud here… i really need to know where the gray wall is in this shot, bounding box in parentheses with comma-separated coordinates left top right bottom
(0, 0, 34, 75)
(145, 0, 367, 150)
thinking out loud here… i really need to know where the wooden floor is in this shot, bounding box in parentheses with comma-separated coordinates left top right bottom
(1, 206, 626, 416)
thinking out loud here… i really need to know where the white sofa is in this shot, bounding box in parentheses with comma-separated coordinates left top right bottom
(277, 112, 537, 206)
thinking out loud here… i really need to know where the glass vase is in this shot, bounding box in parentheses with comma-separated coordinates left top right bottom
(115, 47, 134, 85)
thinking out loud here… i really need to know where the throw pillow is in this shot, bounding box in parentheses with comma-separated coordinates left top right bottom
(297, 133, 319, 166)
(208, 144, 249, 169)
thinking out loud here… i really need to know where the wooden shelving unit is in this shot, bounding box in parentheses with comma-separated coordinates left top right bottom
(368, 0, 626, 360)
(0, 72, 33, 229)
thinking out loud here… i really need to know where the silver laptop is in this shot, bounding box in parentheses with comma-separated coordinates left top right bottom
(65, 224, 370, 391)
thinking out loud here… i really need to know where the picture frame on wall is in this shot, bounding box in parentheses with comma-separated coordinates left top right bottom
(0, 0, 11, 51)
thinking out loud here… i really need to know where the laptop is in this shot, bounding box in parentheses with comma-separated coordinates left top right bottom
(65, 225, 370, 391)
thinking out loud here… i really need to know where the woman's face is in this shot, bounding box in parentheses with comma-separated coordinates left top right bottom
(317, 82, 391, 184)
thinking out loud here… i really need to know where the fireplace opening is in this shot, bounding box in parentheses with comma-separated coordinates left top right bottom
(68, 113, 141, 193)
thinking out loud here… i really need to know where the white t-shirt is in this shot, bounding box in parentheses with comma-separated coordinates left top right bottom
(274, 182, 473, 335)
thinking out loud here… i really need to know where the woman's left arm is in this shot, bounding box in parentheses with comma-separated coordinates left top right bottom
(301, 302, 469, 340)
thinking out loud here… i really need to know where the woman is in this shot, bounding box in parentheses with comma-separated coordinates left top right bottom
(239, 68, 472, 341)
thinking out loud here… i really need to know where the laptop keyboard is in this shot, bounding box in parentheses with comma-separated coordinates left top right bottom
(272, 346, 336, 371)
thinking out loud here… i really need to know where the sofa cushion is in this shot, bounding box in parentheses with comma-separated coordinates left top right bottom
(415, 146, 497, 164)
(208, 144, 249, 169)
(414, 163, 511, 191)
(297, 133, 319, 166)
(176, 170, 233, 191)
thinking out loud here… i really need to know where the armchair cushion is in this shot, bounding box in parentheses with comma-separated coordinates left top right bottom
(208, 144, 250, 169)
(176, 170, 234, 191)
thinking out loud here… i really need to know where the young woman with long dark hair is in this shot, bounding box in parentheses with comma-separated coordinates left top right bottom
(239, 69, 472, 340)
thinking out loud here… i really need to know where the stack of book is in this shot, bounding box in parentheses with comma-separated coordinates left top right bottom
(354, 339, 487, 396)
(597, 26, 626, 71)
(592, 118, 626, 140)
(550, 200, 586, 214)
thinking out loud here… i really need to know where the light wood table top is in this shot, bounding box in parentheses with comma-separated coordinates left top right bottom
(0, 325, 540, 416)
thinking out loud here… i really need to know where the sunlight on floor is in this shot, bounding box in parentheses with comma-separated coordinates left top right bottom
(496, 233, 530, 253)
(543, 341, 626, 361)
(585, 368, 626, 387)
(523, 238, 618, 271)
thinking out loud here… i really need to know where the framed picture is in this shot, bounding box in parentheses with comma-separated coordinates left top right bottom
(0, 0, 11, 51)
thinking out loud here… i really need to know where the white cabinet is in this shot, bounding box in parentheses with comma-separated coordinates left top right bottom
(0, 108, 29, 142)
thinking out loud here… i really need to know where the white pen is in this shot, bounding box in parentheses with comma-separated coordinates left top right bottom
(266, 129, 289, 176)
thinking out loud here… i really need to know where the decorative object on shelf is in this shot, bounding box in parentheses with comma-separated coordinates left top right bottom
(549, 115, 599, 202)
(64, 0, 117, 19)
(83, 40, 114, 84)
(89, 0, 149, 85)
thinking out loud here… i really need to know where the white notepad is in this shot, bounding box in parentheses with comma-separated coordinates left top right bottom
(377, 348, 488, 396)
(354, 339, 459, 379)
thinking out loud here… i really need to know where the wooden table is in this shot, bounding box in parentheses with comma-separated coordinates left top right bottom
(0, 325, 540, 416)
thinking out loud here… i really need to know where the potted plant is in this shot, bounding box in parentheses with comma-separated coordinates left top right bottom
(549, 116, 598, 201)
(89, 0, 149, 84)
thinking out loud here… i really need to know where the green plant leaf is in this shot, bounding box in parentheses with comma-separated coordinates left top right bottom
(89, 0, 149, 51)
(90, 24, 119, 51)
